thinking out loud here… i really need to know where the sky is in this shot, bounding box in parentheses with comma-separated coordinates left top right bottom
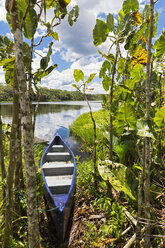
(0, 0, 165, 94)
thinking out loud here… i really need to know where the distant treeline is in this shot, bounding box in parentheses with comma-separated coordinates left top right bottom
(0, 84, 102, 102)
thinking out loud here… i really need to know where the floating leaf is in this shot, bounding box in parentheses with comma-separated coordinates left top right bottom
(98, 160, 135, 200)
(74, 69, 84, 82)
(93, 19, 109, 46)
(131, 45, 147, 67)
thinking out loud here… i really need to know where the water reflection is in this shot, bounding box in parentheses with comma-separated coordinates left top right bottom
(1, 101, 102, 143)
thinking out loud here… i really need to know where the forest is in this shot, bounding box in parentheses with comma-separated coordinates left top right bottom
(0, 0, 165, 248)
(0, 84, 102, 102)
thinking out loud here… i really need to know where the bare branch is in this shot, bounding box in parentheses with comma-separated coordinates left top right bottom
(34, 20, 61, 47)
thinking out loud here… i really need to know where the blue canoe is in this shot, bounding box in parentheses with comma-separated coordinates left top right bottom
(40, 134, 76, 240)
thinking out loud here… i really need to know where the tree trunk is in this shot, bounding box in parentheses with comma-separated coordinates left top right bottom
(3, 67, 20, 247)
(136, 145, 145, 248)
(144, 1, 154, 247)
(109, 43, 119, 160)
(14, 76, 24, 218)
(6, 1, 40, 247)
(0, 104, 6, 199)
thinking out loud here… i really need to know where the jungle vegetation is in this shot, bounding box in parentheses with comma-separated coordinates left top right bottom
(0, 0, 165, 247)
(0, 84, 102, 102)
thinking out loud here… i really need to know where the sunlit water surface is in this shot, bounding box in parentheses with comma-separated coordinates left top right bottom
(1, 101, 102, 156)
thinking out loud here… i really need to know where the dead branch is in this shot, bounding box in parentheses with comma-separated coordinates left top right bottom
(121, 226, 132, 237)
(123, 208, 137, 226)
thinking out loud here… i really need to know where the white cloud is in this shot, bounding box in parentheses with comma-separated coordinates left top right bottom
(0, 0, 159, 94)
(0, 0, 7, 22)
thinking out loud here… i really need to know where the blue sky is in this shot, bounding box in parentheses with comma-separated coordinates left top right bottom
(0, 0, 165, 93)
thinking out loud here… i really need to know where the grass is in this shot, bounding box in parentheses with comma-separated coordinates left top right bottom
(70, 109, 109, 146)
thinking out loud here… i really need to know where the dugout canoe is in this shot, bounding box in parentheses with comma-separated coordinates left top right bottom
(40, 133, 76, 240)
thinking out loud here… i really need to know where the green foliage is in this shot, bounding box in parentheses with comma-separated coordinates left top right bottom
(113, 102, 137, 135)
(40, 42, 53, 70)
(68, 5, 79, 26)
(154, 105, 165, 128)
(70, 109, 109, 147)
(154, 30, 165, 59)
(122, 0, 139, 14)
(93, 19, 109, 46)
(136, 119, 154, 138)
(17, 0, 38, 39)
(0, 84, 102, 102)
(118, 13, 132, 38)
(98, 160, 136, 200)
(73, 69, 84, 82)
(106, 13, 114, 32)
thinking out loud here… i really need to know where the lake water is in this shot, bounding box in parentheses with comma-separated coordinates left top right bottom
(1, 101, 102, 156)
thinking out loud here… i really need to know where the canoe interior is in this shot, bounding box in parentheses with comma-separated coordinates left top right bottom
(41, 134, 76, 240)
(42, 135, 75, 198)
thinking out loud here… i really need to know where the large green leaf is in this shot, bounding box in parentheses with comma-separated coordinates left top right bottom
(117, 57, 125, 74)
(154, 31, 165, 59)
(0, 57, 15, 66)
(124, 79, 136, 90)
(136, 119, 154, 138)
(74, 69, 84, 82)
(128, 22, 147, 49)
(113, 102, 137, 135)
(154, 105, 165, 128)
(122, 0, 139, 14)
(98, 160, 136, 200)
(17, 0, 38, 39)
(99, 60, 111, 78)
(93, 19, 109, 46)
(118, 13, 132, 38)
(130, 64, 142, 83)
(107, 13, 114, 32)
(102, 76, 111, 91)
